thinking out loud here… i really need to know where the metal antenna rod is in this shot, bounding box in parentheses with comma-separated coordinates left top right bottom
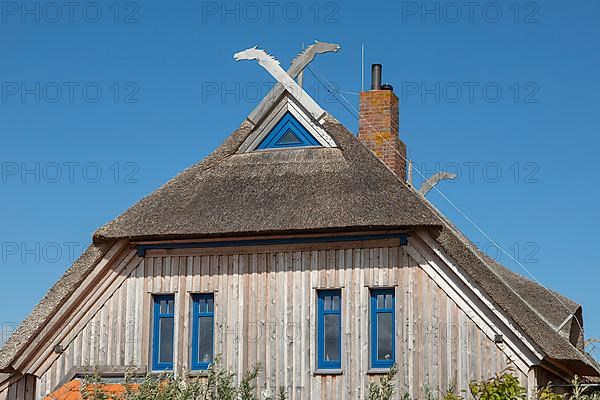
(361, 44, 365, 92)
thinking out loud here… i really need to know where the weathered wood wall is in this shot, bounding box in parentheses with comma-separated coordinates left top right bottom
(36, 241, 526, 399)
(0, 374, 36, 400)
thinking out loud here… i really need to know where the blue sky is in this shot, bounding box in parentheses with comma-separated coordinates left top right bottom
(1, 0, 599, 360)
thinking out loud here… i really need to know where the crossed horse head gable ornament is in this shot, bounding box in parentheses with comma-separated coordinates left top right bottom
(233, 41, 341, 126)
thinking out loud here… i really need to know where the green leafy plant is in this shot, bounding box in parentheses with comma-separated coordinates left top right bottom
(421, 382, 464, 400)
(237, 365, 261, 400)
(442, 383, 464, 400)
(570, 376, 600, 400)
(424, 384, 437, 400)
(83, 362, 590, 400)
(81, 368, 110, 400)
(469, 368, 526, 400)
(400, 393, 412, 400)
(80, 355, 271, 400)
(205, 356, 237, 400)
(536, 385, 564, 400)
(366, 364, 398, 400)
(277, 386, 288, 400)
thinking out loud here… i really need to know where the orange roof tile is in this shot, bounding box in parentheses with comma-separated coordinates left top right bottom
(44, 380, 138, 400)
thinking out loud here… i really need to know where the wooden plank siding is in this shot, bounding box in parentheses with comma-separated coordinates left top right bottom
(0, 375, 36, 400)
(35, 242, 526, 399)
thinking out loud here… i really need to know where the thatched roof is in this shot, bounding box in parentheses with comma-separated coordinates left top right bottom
(432, 216, 598, 375)
(94, 114, 599, 375)
(0, 114, 597, 377)
(94, 116, 440, 241)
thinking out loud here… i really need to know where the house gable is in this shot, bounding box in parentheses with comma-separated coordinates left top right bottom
(2, 41, 598, 400)
(10, 234, 536, 399)
(2, 232, 596, 398)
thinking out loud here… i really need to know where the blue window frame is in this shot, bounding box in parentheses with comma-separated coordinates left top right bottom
(152, 294, 175, 370)
(191, 293, 215, 370)
(370, 289, 395, 368)
(317, 290, 342, 369)
(256, 112, 321, 150)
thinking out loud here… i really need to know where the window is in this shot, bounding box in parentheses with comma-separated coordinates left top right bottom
(152, 295, 175, 370)
(370, 289, 395, 368)
(191, 294, 215, 370)
(256, 112, 321, 150)
(317, 290, 342, 370)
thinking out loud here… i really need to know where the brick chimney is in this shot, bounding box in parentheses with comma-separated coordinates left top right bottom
(358, 64, 407, 180)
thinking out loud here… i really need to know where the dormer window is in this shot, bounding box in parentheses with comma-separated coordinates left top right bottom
(256, 112, 320, 150)
(236, 96, 336, 153)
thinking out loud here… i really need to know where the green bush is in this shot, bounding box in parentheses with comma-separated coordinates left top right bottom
(442, 384, 464, 400)
(82, 356, 279, 400)
(536, 385, 564, 400)
(276, 386, 288, 400)
(570, 376, 600, 400)
(469, 368, 526, 400)
(419, 383, 464, 400)
(82, 361, 583, 400)
(367, 365, 398, 400)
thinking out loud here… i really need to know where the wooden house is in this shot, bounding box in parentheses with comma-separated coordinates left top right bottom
(1, 44, 598, 399)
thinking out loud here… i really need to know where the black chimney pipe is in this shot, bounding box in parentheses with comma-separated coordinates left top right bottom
(371, 64, 382, 90)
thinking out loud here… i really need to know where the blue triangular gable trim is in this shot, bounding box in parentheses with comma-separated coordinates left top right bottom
(256, 112, 321, 150)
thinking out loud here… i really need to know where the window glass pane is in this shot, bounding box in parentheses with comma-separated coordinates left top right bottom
(332, 295, 340, 311)
(167, 299, 175, 313)
(198, 299, 206, 313)
(207, 298, 214, 313)
(278, 130, 302, 145)
(377, 294, 385, 309)
(324, 314, 340, 362)
(160, 300, 167, 314)
(198, 316, 214, 363)
(385, 294, 393, 309)
(377, 313, 393, 361)
(159, 317, 174, 363)
(324, 296, 331, 311)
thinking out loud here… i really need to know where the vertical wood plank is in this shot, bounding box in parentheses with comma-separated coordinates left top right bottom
(33, 243, 532, 400)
